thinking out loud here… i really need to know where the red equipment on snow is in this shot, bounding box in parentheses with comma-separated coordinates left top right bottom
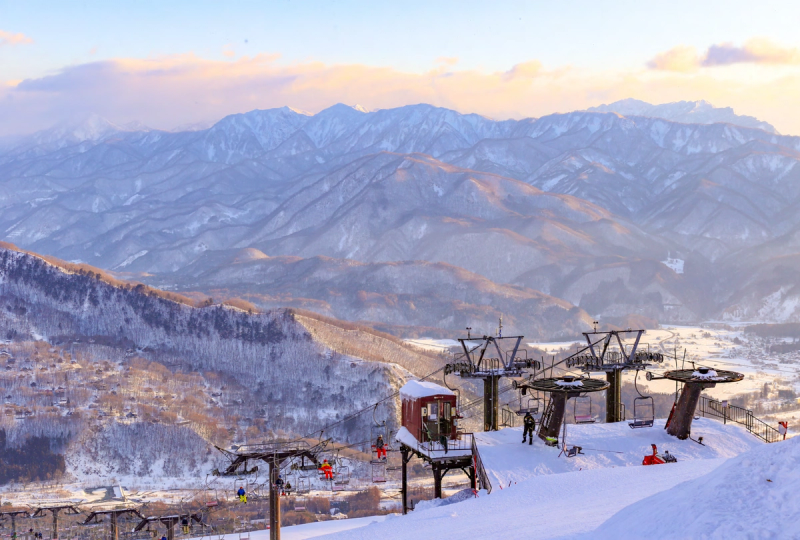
(642, 444, 665, 465)
(779, 421, 788, 440)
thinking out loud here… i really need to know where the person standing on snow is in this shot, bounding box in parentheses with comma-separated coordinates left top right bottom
(522, 412, 536, 445)
(237, 486, 247, 503)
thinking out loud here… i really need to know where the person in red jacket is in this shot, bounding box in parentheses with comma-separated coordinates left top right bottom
(375, 435, 387, 460)
(320, 459, 334, 480)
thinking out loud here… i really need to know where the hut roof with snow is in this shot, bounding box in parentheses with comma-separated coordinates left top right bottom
(400, 380, 454, 400)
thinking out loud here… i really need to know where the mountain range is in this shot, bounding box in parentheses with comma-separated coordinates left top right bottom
(1, 99, 799, 335)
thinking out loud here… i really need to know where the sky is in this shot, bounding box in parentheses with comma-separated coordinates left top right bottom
(2, 0, 800, 135)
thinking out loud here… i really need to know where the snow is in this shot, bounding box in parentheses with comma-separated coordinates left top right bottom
(395, 427, 473, 459)
(310, 420, 770, 540)
(474, 418, 760, 487)
(661, 257, 684, 274)
(399, 380, 454, 399)
(187, 515, 388, 540)
(583, 436, 800, 540)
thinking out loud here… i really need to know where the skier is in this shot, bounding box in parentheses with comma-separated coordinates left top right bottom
(522, 412, 536, 445)
(275, 474, 285, 495)
(181, 518, 189, 535)
(375, 434, 387, 460)
(284, 481, 293, 495)
(237, 486, 247, 503)
(438, 433, 449, 454)
(320, 459, 334, 480)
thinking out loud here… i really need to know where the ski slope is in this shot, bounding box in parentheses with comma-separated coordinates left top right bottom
(585, 435, 800, 539)
(305, 420, 771, 539)
(474, 418, 760, 486)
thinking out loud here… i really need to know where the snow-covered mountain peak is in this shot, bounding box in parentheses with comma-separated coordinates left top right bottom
(588, 98, 777, 133)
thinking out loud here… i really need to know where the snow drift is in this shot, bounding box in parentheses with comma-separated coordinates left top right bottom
(585, 435, 800, 539)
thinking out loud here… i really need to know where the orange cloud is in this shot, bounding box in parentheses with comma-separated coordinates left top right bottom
(0, 30, 33, 46)
(3, 52, 800, 136)
(649, 38, 800, 71)
(704, 38, 800, 66)
(647, 46, 701, 73)
(222, 45, 236, 58)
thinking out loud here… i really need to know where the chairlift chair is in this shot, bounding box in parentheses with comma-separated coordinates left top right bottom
(629, 371, 655, 429)
(629, 396, 655, 429)
(296, 475, 311, 494)
(516, 397, 541, 416)
(371, 461, 387, 483)
(573, 395, 596, 424)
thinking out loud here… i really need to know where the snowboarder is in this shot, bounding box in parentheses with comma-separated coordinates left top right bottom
(439, 433, 449, 454)
(284, 481, 292, 495)
(237, 486, 247, 503)
(181, 518, 189, 535)
(375, 434, 387, 460)
(320, 459, 334, 480)
(522, 412, 536, 445)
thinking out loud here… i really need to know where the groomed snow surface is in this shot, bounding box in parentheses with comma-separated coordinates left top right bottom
(271, 418, 796, 539)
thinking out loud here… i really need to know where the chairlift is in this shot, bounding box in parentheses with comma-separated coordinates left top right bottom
(559, 418, 583, 458)
(295, 475, 310, 494)
(573, 395, 596, 424)
(370, 408, 392, 462)
(293, 495, 307, 512)
(371, 461, 387, 483)
(629, 372, 655, 429)
(515, 388, 542, 416)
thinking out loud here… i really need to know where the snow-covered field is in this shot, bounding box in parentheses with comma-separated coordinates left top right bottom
(632, 325, 798, 401)
(265, 419, 782, 539)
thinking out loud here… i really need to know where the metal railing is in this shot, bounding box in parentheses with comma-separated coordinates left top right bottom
(418, 432, 474, 454)
(698, 396, 783, 444)
(470, 435, 493, 494)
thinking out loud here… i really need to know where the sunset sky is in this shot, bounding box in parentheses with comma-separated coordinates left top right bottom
(2, 0, 800, 135)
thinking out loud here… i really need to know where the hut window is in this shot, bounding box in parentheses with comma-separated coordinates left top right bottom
(428, 402, 438, 420)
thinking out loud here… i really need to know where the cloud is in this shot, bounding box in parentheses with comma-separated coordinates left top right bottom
(222, 45, 236, 58)
(0, 30, 33, 46)
(503, 60, 542, 80)
(3, 52, 800, 136)
(435, 57, 459, 66)
(649, 39, 800, 71)
(646, 46, 701, 73)
(703, 38, 800, 66)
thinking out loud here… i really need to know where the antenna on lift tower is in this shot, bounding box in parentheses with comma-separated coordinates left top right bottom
(466, 327, 472, 339)
(497, 317, 503, 338)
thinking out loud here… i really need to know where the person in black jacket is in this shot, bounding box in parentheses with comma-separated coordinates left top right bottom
(522, 412, 536, 445)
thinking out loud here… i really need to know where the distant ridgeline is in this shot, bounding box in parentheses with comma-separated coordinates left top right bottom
(0, 245, 410, 453)
(744, 323, 800, 339)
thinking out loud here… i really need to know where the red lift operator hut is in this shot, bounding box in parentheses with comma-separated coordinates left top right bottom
(401, 380, 459, 443)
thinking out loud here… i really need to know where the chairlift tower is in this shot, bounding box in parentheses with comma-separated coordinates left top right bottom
(133, 514, 202, 540)
(212, 440, 328, 540)
(30, 504, 82, 540)
(0, 510, 30, 539)
(83, 508, 144, 540)
(520, 376, 610, 444)
(565, 329, 665, 422)
(661, 368, 744, 440)
(445, 328, 539, 431)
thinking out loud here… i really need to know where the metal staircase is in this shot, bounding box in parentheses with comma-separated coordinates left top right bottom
(697, 396, 783, 443)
